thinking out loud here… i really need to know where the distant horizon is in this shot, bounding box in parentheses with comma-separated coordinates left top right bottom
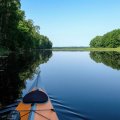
(21, 0, 120, 47)
(53, 46, 89, 47)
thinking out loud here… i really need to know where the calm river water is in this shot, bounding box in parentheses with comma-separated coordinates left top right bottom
(1, 51, 120, 120)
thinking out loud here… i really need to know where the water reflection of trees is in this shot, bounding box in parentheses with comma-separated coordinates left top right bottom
(90, 51, 120, 70)
(0, 50, 52, 107)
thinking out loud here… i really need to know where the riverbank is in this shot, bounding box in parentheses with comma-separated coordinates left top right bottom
(52, 47, 120, 51)
(1, 47, 120, 55)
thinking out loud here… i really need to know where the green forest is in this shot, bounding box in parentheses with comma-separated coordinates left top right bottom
(0, 0, 52, 51)
(90, 29, 120, 48)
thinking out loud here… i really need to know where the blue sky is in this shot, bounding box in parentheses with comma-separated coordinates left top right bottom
(21, 0, 120, 47)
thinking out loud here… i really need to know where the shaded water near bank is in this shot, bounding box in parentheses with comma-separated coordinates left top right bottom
(1, 51, 120, 120)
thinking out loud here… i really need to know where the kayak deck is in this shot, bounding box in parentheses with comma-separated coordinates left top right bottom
(16, 90, 58, 120)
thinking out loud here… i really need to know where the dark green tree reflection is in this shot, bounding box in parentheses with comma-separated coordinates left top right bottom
(90, 51, 120, 70)
(0, 50, 52, 107)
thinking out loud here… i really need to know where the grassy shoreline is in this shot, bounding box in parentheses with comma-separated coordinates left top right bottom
(1, 47, 120, 55)
(52, 47, 120, 51)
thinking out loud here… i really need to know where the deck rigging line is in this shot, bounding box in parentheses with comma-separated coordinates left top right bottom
(28, 71, 41, 93)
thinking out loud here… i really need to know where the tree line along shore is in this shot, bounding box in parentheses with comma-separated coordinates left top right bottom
(53, 29, 120, 51)
(0, 0, 52, 53)
(90, 29, 120, 48)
